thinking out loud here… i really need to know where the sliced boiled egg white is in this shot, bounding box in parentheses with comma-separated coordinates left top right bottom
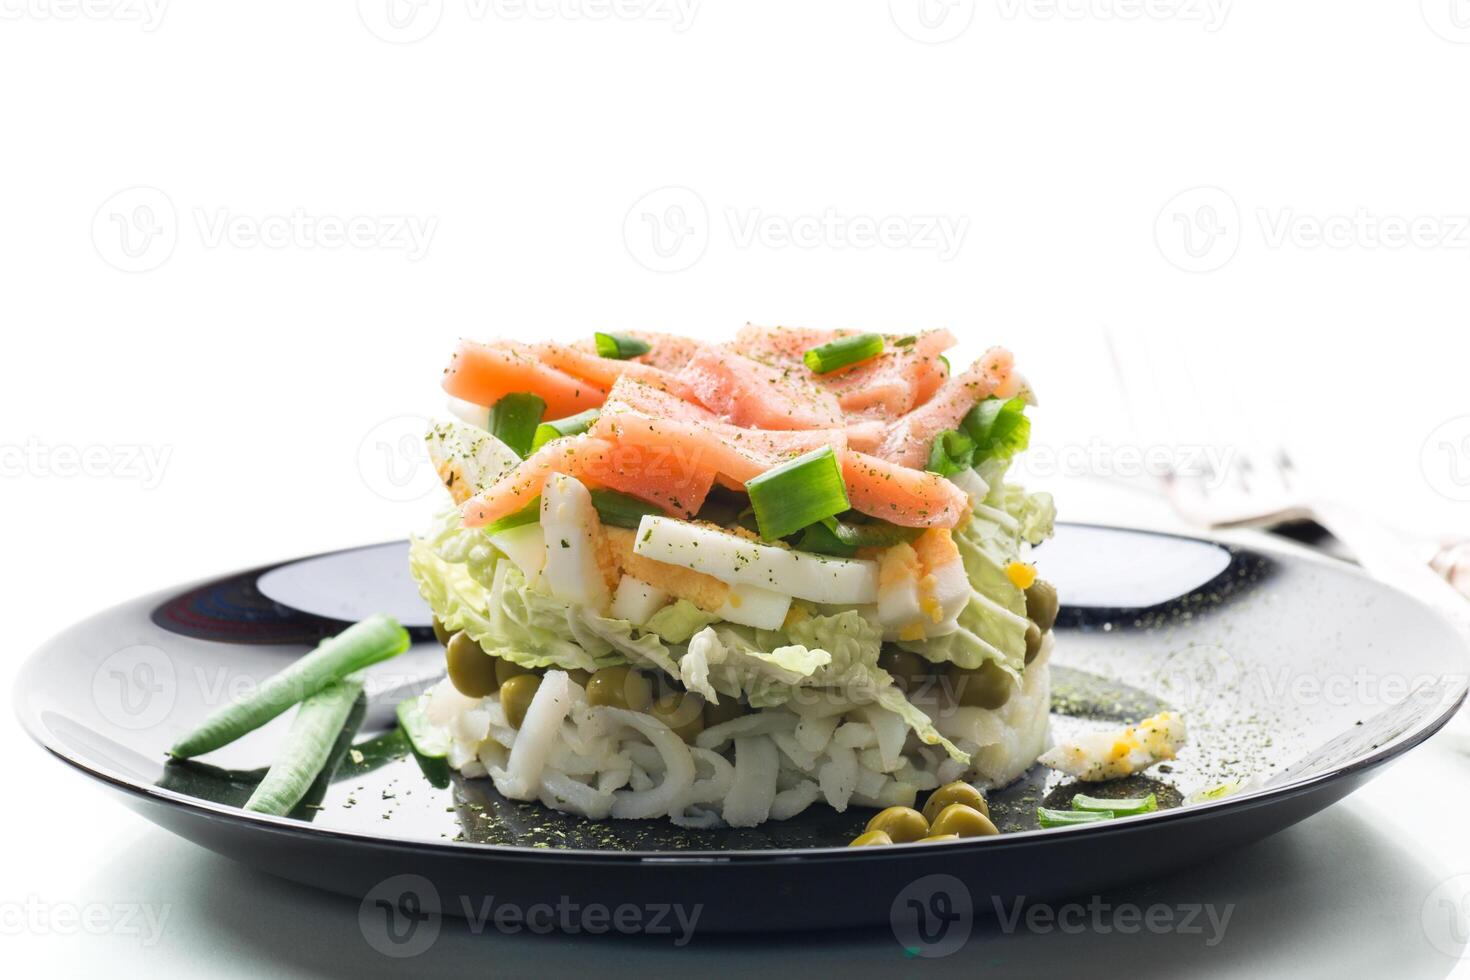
(876, 529, 969, 641)
(715, 582, 792, 631)
(540, 473, 611, 612)
(1038, 711, 1187, 783)
(489, 521, 546, 581)
(610, 575, 669, 625)
(448, 397, 491, 430)
(633, 516, 878, 605)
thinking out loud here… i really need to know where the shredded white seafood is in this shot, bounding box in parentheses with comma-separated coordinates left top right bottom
(433, 642, 1052, 828)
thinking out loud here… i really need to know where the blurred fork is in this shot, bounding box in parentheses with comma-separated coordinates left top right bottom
(1104, 327, 1470, 615)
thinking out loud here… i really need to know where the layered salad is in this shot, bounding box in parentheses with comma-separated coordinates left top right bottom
(409, 326, 1058, 828)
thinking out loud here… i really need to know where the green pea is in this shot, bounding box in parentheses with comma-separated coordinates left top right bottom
(585, 665, 653, 712)
(864, 806, 929, 843)
(923, 781, 989, 825)
(495, 658, 537, 686)
(445, 632, 499, 698)
(928, 803, 999, 838)
(1024, 621, 1044, 666)
(648, 693, 705, 742)
(950, 660, 1015, 710)
(499, 674, 542, 729)
(1025, 579, 1059, 632)
(878, 648, 929, 693)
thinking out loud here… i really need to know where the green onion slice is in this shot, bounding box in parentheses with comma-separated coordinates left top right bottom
(797, 521, 859, 558)
(1037, 807, 1114, 828)
(484, 497, 541, 535)
(1071, 793, 1157, 816)
(169, 615, 409, 759)
(802, 333, 885, 374)
(590, 488, 663, 529)
(395, 695, 449, 760)
(243, 678, 366, 816)
(825, 516, 923, 549)
(531, 408, 600, 452)
(925, 428, 976, 477)
(488, 392, 546, 459)
(745, 446, 851, 541)
(594, 332, 652, 360)
(963, 396, 1031, 462)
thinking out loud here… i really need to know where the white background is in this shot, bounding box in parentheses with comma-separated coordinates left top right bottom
(4, 2, 1470, 976)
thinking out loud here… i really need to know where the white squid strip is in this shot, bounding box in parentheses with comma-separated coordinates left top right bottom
(771, 780, 822, 821)
(818, 743, 859, 812)
(833, 722, 877, 750)
(425, 678, 481, 727)
(540, 768, 615, 819)
(687, 747, 736, 805)
(772, 732, 820, 772)
(852, 781, 919, 809)
(794, 712, 840, 754)
(860, 705, 907, 773)
(695, 711, 798, 751)
(607, 708, 697, 820)
(723, 736, 780, 828)
(491, 670, 573, 800)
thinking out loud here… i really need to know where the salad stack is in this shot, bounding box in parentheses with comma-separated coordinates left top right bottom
(409, 326, 1057, 828)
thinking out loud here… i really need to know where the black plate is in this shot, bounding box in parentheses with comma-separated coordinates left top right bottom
(14, 524, 1468, 935)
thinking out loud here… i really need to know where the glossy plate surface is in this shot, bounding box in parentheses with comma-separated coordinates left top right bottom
(14, 524, 1468, 932)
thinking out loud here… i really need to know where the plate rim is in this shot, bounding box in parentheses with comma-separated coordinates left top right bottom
(16, 522, 1470, 865)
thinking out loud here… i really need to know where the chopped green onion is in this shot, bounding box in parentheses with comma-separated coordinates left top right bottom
(745, 446, 851, 541)
(925, 428, 976, 477)
(894, 335, 917, 348)
(484, 496, 541, 535)
(290, 694, 367, 815)
(823, 516, 923, 549)
(169, 615, 410, 759)
(531, 408, 600, 452)
(802, 333, 885, 374)
(395, 695, 450, 788)
(1072, 793, 1157, 816)
(796, 521, 859, 558)
(963, 396, 1031, 462)
(488, 392, 546, 459)
(244, 677, 365, 815)
(694, 485, 747, 527)
(590, 488, 663, 528)
(594, 332, 651, 360)
(1037, 807, 1114, 828)
(395, 696, 448, 760)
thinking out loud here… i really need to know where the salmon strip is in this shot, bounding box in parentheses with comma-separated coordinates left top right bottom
(534, 342, 693, 399)
(461, 434, 716, 526)
(444, 340, 606, 418)
(839, 449, 969, 528)
(735, 325, 957, 419)
(452, 332, 1011, 532)
(875, 348, 1014, 469)
(593, 378, 844, 485)
(681, 345, 844, 430)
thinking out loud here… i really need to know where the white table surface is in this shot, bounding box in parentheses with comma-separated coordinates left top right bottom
(8, 476, 1470, 979)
